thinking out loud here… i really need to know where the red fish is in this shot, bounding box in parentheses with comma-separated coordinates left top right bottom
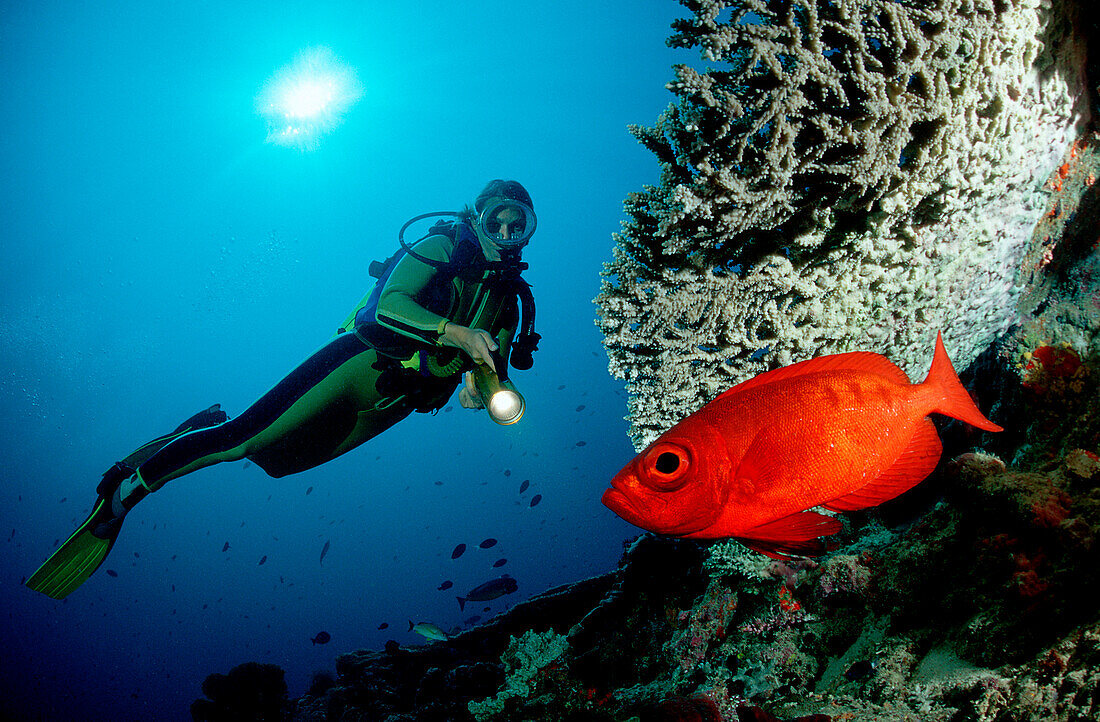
(602, 333, 1002, 559)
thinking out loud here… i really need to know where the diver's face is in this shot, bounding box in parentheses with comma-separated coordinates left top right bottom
(478, 204, 525, 260)
(487, 206, 524, 243)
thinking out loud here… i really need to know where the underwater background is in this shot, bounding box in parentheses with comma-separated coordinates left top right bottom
(0, 2, 682, 719)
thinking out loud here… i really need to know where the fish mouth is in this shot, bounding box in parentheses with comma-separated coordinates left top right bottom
(602, 486, 648, 529)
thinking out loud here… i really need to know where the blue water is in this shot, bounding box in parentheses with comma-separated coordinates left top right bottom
(0, 2, 682, 719)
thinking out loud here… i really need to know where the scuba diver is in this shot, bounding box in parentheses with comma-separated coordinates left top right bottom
(26, 179, 541, 599)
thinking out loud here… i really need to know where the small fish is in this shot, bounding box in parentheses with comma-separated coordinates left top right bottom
(222, 542, 230, 553)
(106, 569, 118, 578)
(59, 497, 67, 503)
(258, 555, 267, 566)
(492, 558, 508, 568)
(478, 538, 497, 549)
(529, 494, 542, 507)
(603, 333, 1002, 559)
(306, 486, 313, 495)
(576, 441, 587, 447)
(457, 575, 518, 611)
(504, 469, 512, 477)
(437, 580, 454, 591)
(408, 620, 448, 641)
(576, 405, 586, 412)
(311, 631, 331, 645)
(519, 480, 530, 494)
(451, 543, 466, 559)
(378, 622, 389, 630)
(320, 540, 330, 566)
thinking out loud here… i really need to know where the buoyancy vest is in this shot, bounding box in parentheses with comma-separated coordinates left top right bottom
(339, 218, 540, 417)
(351, 219, 484, 362)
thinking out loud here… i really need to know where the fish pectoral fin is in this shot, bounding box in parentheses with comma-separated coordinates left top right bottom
(823, 418, 942, 512)
(735, 511, 842, 560)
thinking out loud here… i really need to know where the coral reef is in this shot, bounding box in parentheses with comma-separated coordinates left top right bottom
(305, 671, 336, 698)
(466, 629, 571, 719)
(284, 574, 616, 721)
(596, 0, 1089, 447)
(277, 376, 1098, 720)
(271, 310, 1097, 720)
(191, 661, 289, 722)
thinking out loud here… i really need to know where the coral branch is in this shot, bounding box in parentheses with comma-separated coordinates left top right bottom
(597, 0, 1087, 447)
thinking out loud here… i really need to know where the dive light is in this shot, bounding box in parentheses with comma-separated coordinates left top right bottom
(472, 362, 525, 426)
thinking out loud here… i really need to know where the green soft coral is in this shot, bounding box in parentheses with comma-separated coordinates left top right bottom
(468, 630, 570, 720)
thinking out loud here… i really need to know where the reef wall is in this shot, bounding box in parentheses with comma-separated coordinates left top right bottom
(595, 0, 1089, 447)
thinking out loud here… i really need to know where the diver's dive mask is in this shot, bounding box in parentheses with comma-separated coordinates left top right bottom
(477, 199, 536, 249)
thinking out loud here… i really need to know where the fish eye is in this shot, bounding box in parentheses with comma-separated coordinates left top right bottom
(642, 442, 691, 491)
(655, 452, 680, 474)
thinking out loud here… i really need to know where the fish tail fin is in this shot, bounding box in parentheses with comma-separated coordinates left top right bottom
(457, 596, 466, 611)
(922, 332, 1002, 432)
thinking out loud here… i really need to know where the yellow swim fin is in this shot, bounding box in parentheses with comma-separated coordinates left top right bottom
(26, 404, 227, 599)
(25, 497, 122, 600)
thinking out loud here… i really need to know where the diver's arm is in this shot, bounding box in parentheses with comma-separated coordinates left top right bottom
(377, 235, 501, 370)
(375, 235, 455, 344)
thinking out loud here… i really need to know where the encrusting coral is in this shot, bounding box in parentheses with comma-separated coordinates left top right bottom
(467, 629, 571, 719)
(596, 0, 1088, 447)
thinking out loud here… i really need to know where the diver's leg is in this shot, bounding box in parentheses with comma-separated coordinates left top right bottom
(27, 333, 402, 599)
(242, 353, 415, 476)
(24, 405, 229, 600)
(128, 332, 379, 496)
(325, 402, 415, 459)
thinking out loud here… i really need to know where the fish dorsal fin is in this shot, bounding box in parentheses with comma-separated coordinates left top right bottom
(734, 511, 843, 560)
(716, 351, 910, 402)
(822, 418, 942, 512)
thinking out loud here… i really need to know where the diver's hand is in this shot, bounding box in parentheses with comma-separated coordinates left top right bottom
(459, 372, 483, 410)
(442, 324, 498, 372)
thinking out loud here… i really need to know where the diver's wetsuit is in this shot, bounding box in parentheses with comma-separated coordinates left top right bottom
(133, 228, 520, 492)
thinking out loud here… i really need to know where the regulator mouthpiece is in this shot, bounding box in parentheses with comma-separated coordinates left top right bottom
(472, 364, 525, 426)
